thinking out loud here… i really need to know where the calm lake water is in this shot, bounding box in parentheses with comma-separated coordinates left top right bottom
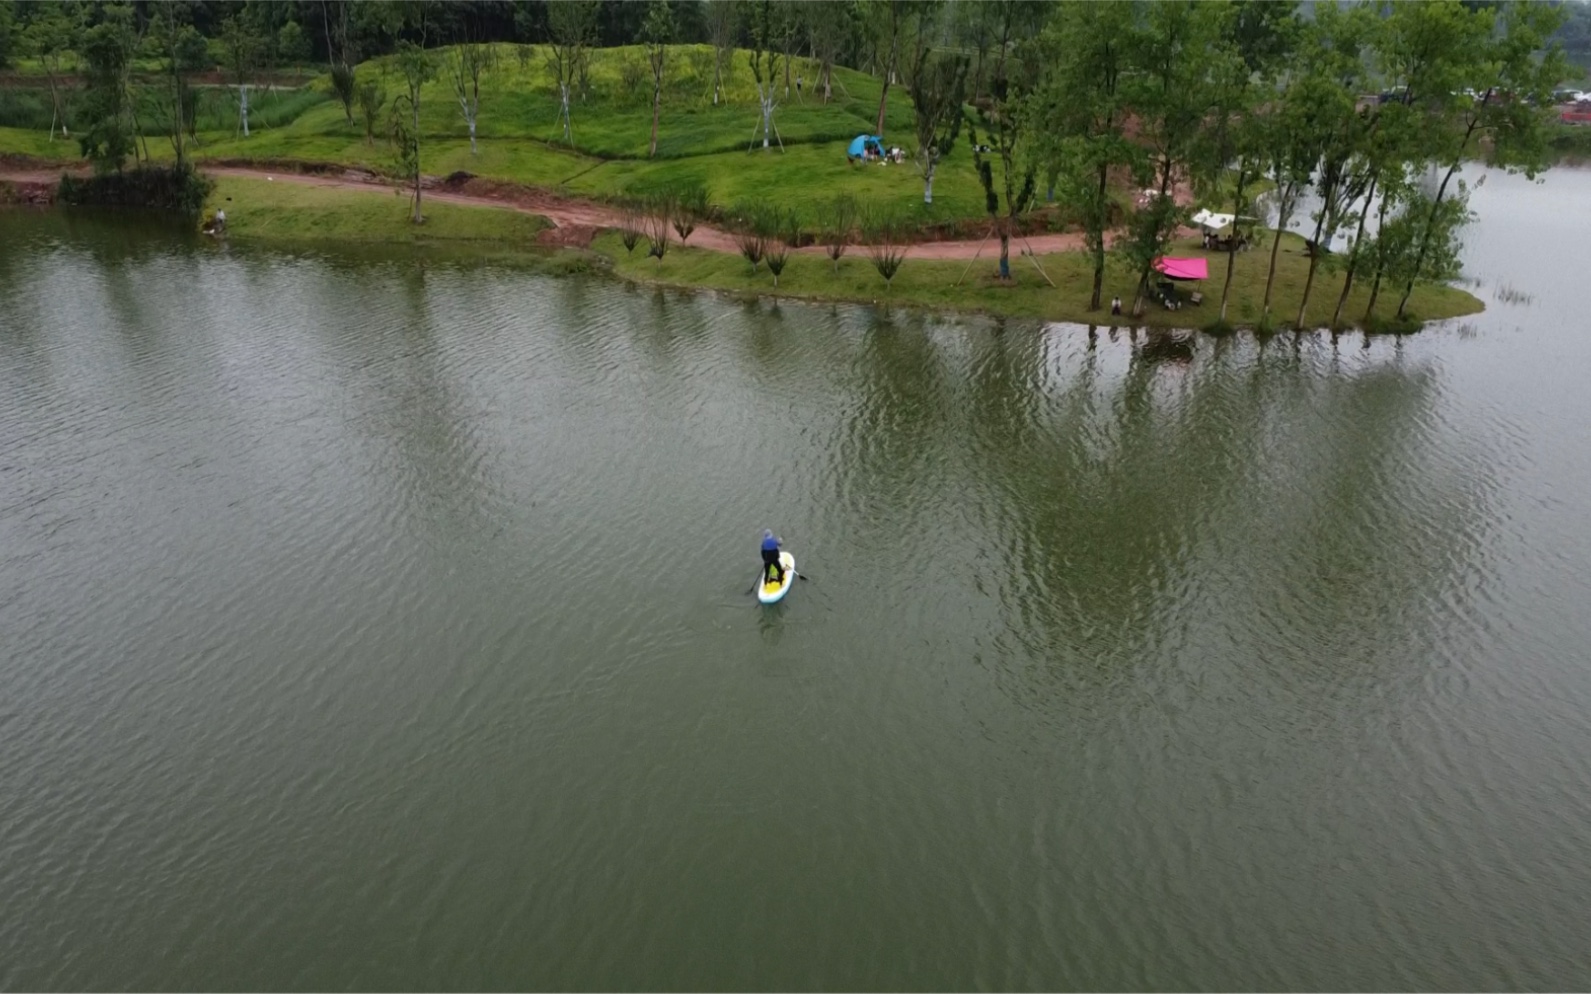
(3, 169, 1590, 991)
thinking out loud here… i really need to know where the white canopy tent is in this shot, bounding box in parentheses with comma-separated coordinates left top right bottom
(1191, 209, 1261, 234)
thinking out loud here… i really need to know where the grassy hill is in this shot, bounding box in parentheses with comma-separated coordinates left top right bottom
(1, 44, 993, 225)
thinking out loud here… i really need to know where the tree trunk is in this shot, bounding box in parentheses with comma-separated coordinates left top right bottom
(1361, 189, 1394, 324)
(1295, 178, 1336, 330)
(649, 84, 660, 157)
(412, 96, 422, 223)
(1397, 99, 1486, 317)
(1331, 174, 1378, 329)
(1261, 224, 1285, 321)
(998, 230, 1010, 280)
(712, 53, 722, 105)
(47, 75, 62, 140)
(1088, 160, 1109, 310)
(240, 83, 250, 137)
(761, 85, 772, 148)
(1219, 168, 1250, 321)
(468, 115, 477, 155)
(923, 157, 935, 204)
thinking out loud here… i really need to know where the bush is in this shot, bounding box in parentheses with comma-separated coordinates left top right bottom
(1202, 318, 1236, 337)
(57, 164, 214, 216)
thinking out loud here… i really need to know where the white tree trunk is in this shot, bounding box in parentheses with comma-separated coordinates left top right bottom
(923, 158, 935, 204)
(559, 82, 573, 143)
(460, 94, 478, 155)
(239, 84, 250, 137)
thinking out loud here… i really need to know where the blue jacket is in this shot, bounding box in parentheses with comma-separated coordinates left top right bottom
(761, 533, 781, 552)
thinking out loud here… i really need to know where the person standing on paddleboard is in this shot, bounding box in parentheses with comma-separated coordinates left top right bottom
(760, 530, 784, 583)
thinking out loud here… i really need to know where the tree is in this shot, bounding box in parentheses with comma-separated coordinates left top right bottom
(149, 2, 198, 170)
(734, 202, 770, 271)
(1027, 0, 1138, 310)
(645, 197, 674, 264)
(908, 49, 969, 205)
(1394, 0, 1568, 318)
(807, 0, 855, 103)
(1362, 186, 1470, 325)
(764, 209, 798, 288)
(321, 0, 357, 123)
(394, 40, 435, 223)
(862, 0, 937, 137)
(219, 13, 265, 137)
(77, 3, 140, 172)
(1200, 0, 1296, 322)
(1290, 4, 1381, 329)
(1118, 0, 1229, 317)
(0, 2, 13, 70)
(747, 0, 786, 151)
(642, 0, 674, 159)
(357, 75, 388, 144)
(968, 1, 1044, 282)
(704, 0, 738, 105)
(821, 194, 858, 273)
(21, 3, 79, 141)
(864, 207, 908, 291)
(277, 19, 311, 66)
(449, 36, 494, 156)
(547, 0, 598, 144)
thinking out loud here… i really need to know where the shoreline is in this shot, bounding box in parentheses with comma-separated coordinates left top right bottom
(2, 163, 1486, 335)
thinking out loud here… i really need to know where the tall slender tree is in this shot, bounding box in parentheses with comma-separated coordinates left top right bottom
(908, 49, 969, 205)
(1027, 0, 1139, 310)
(1394, 0, 1567, 318)
(704, 0, 738, 106)
(394, 40, 435, 223)
(449, 32, 494, 156)
(642, 0, 674, 158)
(1118, 0, 1228, 317)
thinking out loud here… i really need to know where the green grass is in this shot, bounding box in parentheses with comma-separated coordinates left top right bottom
(3, 44, 971, 221)
(0, 43, 1485, 330)
(0, 125, 68, 159)
(205, 174, 550, 244)
(600, 228, 1482, 331)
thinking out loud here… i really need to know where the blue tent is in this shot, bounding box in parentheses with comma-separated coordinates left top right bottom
(848, 134, 881, 158)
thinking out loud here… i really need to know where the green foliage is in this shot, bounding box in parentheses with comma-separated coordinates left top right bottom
(357, 77, 388, 144)
(862, 205, 906, 289)
(330, 63, 357, 123)
(763, 207, 794, 287)
(277, 21, 311, 66)
(76, 4, 138, 173)
(58, 164, 213, 215)
(820, 193, 858, 272)
(0, 1, 14, 70)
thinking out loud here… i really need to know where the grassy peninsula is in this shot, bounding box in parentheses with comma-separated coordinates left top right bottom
(4, 0, 1556, 333)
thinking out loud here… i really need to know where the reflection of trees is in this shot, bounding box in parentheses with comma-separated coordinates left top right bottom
(327, 261, 512, 551)
(984, 333, 1493, 704)
(828, 316, 1496, 705)
(825, 310, 961, 562)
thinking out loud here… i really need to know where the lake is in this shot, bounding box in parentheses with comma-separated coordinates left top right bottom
(2, 168, 1590, 990)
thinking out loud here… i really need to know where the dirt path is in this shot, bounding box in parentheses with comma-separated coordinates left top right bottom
(3, 163, 1175, 260)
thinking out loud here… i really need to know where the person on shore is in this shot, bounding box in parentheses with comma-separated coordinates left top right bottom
(760, 529, 784, 584)
(1111, 297, 1122, 315)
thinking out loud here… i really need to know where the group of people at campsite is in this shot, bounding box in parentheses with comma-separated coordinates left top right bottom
(847, 134, 906, 165)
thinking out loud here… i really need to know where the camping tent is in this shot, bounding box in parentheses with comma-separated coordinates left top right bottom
(848, 134, 882, 158)
(1154, 257, 1208, 281)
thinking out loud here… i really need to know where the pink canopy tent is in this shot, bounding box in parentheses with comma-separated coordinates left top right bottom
(1154, 257, 1208, 281)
